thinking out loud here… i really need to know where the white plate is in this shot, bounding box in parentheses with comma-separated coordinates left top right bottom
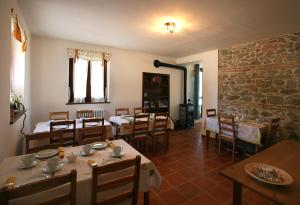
(245, 163, 293, 186)
(92, 142, 107, 149)
(35, 149, 58, 159)
(19, 160, 39, 169)
(79, 149, 96, 157)
(86, 122, 100, 127)
(53, 125, 68, 130)
(42, 162, 64, 174)
(111, 152, 124, 158)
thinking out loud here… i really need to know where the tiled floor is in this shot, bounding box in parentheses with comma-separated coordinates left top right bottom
(138, 123, 276, 205)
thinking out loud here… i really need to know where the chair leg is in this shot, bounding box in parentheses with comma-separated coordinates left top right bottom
(232, 141, 235, 163)
(219, 137, 222, 153)
(206, 130, 210, 149)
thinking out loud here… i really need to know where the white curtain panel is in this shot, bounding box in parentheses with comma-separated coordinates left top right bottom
(73, 59, 88, 102)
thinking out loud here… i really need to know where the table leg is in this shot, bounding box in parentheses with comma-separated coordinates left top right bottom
(206, 130, 210, 149)
(233, 181, 242, 205)
(144, 191, 149, 205)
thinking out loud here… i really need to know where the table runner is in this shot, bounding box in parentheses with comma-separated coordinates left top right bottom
(202, 117, 268, 145)
(0, 140, 161, 205)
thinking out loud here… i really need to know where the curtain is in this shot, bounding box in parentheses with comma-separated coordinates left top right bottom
(73, 59, 88, 102)
(194, 64, 200, 119)
(11, 10, 27, 52)
(91, 60, 104, 102)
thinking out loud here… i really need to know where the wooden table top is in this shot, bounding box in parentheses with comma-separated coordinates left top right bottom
(220, 140, 300, 205)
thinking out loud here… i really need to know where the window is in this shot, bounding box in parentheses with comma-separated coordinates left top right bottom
(68, 52, 110, 104)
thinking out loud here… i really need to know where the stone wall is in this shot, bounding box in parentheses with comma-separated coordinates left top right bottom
(218, 32, 300, 138)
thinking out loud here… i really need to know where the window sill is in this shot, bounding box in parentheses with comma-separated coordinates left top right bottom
(10, 110, 25, 125)
(66, 102, 111, 105)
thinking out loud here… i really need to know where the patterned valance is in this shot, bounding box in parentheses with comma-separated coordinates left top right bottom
(67, 48, 112, 62)
(11, 9, 27, 52)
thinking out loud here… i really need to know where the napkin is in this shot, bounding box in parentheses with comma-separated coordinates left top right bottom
(105, 139, 116, 149)
(58, 147, 64, 159)
(88, 160, 97, 167)
(6, 176, 16, 190)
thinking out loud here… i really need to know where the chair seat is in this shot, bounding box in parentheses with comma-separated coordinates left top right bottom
(150, 130, 168, 136)
(220, 133, 234, 140)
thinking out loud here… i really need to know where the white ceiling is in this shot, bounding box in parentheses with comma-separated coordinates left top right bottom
(19, 0, 300, 57)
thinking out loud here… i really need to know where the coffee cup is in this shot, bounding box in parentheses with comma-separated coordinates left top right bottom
(83, 144, 92, 154)
(21, 154, 35, 167)
(66, 152, 78, 163)
(113, 146, 123, 156)
(47, 157, 59, 171)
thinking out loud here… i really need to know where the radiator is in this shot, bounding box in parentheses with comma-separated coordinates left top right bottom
(94, 109, 105, 118)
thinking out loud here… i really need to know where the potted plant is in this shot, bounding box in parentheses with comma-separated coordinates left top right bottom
(10, 93, 22, 111)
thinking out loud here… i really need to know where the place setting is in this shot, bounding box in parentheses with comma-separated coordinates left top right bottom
(79, 144, 96, 157)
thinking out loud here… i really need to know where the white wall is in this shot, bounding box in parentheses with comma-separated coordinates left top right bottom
(31, 36, 182, 127)
(176, 50, 218, 119)
(0, 0, 31, 161)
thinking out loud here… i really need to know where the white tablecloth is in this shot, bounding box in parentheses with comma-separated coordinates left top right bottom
(109, 115, 174, 136)
(33, 120, 113, 138)
(0, 140, 161, 205)
(202, 117, 268, 145)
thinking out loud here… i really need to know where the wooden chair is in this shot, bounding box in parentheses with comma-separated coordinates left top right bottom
(206, 109, 217, 117)
(218, 115, 237, 162)
(132, 113, 150, 153)
(91, 156, 141, 205)
(0, 170, 77, 205)
(50, 120, 76, 146)
(149, 112, 169, 152)
(265, 118, 281, 148)
(205, 108, 218, 149)
(78, 118, 105, 145)
(25, 132, 62, 154)
(133, 107, 145, 115)
(76, 110, 94, 119)
(115, 108, 129, 116)
(49, 111, 69, 120)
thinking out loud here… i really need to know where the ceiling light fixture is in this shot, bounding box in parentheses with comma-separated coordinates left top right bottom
(164, 22, 176, 33)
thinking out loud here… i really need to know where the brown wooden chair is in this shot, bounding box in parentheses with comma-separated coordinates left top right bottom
(76, 110, 94, 119)
(205, 109, 218, 149)
(49, 111, 69, 120)
(218, 115, 237, 162)
(91, 156, 141, 205)
(78, 118, 105, 145)
(115, 108, 129, 116)
(265, 118, 281, 148)
(133, 107, 145, 115)
(0, 170, 77, 205)
(25, 132, 62, 154)
(50, 120, 76, 146)
(206, 109, 217, 117)
(131, 113, 150, 153)
(149, 112, 169, 152)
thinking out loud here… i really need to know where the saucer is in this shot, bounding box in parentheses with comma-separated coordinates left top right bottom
(111, 152, 124, 158)
(42, 162, 64, 173)
(35, 149, 58, 159)
(92, 142, 107, 149)
(80, 149, 96, 156)
(19, 160, 39, 169)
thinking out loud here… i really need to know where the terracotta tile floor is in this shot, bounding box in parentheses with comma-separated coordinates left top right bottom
(138, 123, 276, 205)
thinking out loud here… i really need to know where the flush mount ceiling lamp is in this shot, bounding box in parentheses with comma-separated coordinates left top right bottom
(164, 22, 176, 33)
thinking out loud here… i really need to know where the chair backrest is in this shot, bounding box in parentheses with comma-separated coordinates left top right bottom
(0, 170, 77, 205)
(91, 156, 141, 205)
(115, 108, 129, 116)
(206, 109, 216, 117)
(218, 115, 236, 139)
(25, 132, 62, 154)
(76, 110, 94, 119)
(153, 112, 168, 132)
(133, 113, 150, 135)
(78, 118, 105, 145)
(50, 120, 76, 146)
(266, 118, 281, 146)
(133, 107, 145, 115)
(49, 111, 69, 120)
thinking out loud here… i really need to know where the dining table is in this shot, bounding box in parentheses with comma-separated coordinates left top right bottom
(220, 140, 300, 205)
(33, 119, 114, 139)
(0, 139, 161, 205)
(202, 116, 268, 146)
(109, 114, 174, 136)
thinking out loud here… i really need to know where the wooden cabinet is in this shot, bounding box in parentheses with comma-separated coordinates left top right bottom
(142, 72, 170, 113)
